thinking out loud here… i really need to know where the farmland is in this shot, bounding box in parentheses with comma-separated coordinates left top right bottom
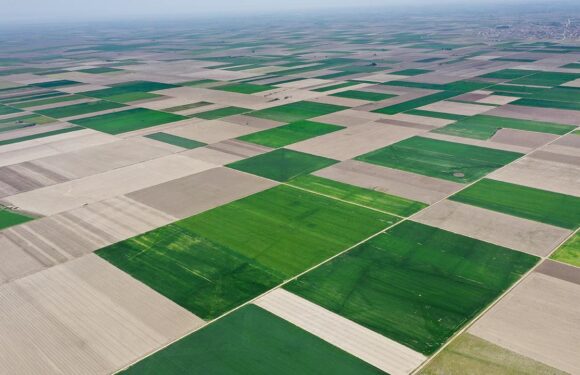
(286, 221, 538, 355)
(98, 185, 397, 319)
(0, 4, 579, 374)
(355, 136, 523, 183)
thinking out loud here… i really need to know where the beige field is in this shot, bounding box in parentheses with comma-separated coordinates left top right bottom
(3, 154, 216, 216)
(164, 119, 259, 144)
(490, 156, 580, 197)
(287, 122, 422, 160)
(412, 200, 571, 256)
(419, 100, 495, 116)
(255, 289, 426, 375)
(489, 128, 559, 148)
(128, 167, 277, 219)
(314, 159, 464, 204)
(0, 254, 203, 375)
(0, 196, 177, 283)
(469, 264, 580, 374)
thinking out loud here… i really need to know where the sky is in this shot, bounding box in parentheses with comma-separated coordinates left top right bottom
(3, 0, 568, 24)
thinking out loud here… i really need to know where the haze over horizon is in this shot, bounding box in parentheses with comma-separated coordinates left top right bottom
(5, 0, 578, 25)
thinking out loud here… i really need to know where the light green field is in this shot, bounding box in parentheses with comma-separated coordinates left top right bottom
(550, 233, 580, 267)
(451, 179, 580, 229)
(288, 174, 427, 216)
(286, 221, 538, 355)
(420, 333, 567, 375)
(98, 185, 397, 319)
(227, 149, 338, 182)
(12, 95, 83, 109)
(72, 108, 186, 134)
(355, 136, 522, 183)
(237, 120, 344, 148)
(122, 305, 383, 375)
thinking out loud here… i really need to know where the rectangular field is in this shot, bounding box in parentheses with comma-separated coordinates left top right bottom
(331, 90, 396, 101)
(550, 233, 580, 267)
(71, 108, 186, 134)
(450, 179, 580, 229)
(288, 174, 427, 216)
(237, 120, 344, 148)
(0, 209, 34, 230)
(433, 115, 575, 140)
(285, 220, 538, 355)
(36, 100, 126, 118)
(249, 101, 347, 122)
(355, 136, 523, 183)
(121, 305, 384, 375)
(227, 148, 339, 182)
(98, 185, 398, 319)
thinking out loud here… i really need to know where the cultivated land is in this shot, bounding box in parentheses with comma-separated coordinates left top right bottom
(286, 221, 538, 355)
(355, 136, 523, 183)
(98, 185, 398, 319)
(0, 7, 579, 374)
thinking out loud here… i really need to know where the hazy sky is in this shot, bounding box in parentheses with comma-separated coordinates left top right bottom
(3, 0, 563, 24)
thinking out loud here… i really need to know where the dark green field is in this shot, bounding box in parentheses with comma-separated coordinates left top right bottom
(0, 126, 82, 146)
(249, 101, 347, 122)
(32, 80, 80, 88)
(72, 108, 186, 134)
(331, 90, 396, 101)
(312, 82, 359, 92)
(0, 209, 34, 230)
(12, 95, 83, 109)
(373, 91, 459, 115)
(355, 136, 522, 183)
(98, 185, 397, 319)
(194, 106, 251, 119)
(162, 101, 212, 112)
(237, 120, 344, 148)
(36, 100, 126, 118)
(213, 83, 275, 94)
(122, 305, 383, 375)
(0, 105, 22, 115)
(227, 149, 339, 182)
(433, 115, 575, 140)
(82, 80, 175, 102)
(145, 132, 206, 149)
(286, 221, 538, 355)
(288, 174, 427, 216)
(512, 98, 580, 111)
(451, 179, 580, 229)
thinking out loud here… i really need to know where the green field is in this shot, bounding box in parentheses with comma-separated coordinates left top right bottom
(288, 174, 427, 216)
(286, 221, 538, 355)
(249, 101, 347, 122)
(82, 80, 175, 102)
(32, 80, 80, 88)
(331, 90, 396, 101)
(162, 101, 212, 112)
(0, 126, 82, 146)
(36, 100, 125, 118)
(451, 179, 580, 229)
(145, 132, 206, 149)
(391, 69, 432, 76)
(77, 67, 121, 74)
(0, 104, 23, 115)
(480, 69, 538, 81)
(550, 233, 580, 267)
(355, 136, 522, 183)
(373, 91, 459, 115)
(406, 109, 466, 121)
(227, 149, 338, 182)
(512, 98, 580, 111)
(237, 120, 344, 148)
(312, 82, 359, 92)
(72, 108, 186, 134)
(0, 114, 55, 132)
(98, 185, 397, 319)
(194, 106, 251, 119)
(12, 95, 83, 109)
(510, 71, 580, 86)
(433, 115, 575, 140)
(213, 83, 275, 94)
(122, 305, 383, 375)
(419, 333, 567, 375)
(0, 209, 34, 230)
